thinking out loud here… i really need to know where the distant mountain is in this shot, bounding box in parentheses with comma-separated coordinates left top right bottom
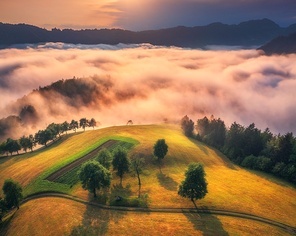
(258, 31, 296, 55)
(1, 19, 296, 48)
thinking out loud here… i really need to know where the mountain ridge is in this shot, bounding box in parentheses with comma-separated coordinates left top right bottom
(1, 18, 296, 48)
(259, 31, 296, 55)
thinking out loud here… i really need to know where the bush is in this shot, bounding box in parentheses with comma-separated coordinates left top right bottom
(241, 155, 257, 169)
(272, 162, 286, 176)
(255, 156, 272, 171)
(110, 194, 149, 207)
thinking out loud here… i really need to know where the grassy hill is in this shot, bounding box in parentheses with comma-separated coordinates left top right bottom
(0, 124, 295, 235)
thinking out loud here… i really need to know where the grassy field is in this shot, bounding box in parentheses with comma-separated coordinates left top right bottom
(0, 124, 295, 235)
(1, 197, 291, 236)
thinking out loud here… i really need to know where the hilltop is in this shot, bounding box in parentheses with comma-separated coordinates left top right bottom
(0, 125, 295, 235)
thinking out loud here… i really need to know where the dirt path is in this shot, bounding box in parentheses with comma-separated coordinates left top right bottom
(46, 140, 118, 182)
(21, 192, 296, 234)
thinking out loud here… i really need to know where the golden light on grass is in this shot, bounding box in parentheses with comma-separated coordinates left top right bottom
(3, 197, 291, 236)
(1, 124, 295, 233)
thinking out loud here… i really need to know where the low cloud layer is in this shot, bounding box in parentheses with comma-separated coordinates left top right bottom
(0, 44, 295, 139)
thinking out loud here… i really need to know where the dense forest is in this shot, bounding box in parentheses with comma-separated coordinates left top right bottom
(181, 115, 296, 184)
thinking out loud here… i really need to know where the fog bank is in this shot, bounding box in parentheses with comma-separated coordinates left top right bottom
(0, 43, 295, 138)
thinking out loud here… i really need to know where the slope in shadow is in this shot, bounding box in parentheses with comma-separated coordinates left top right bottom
(70, 197, 126, 235)
(157, 172, 178, 191)
(185, 212, 229, 236)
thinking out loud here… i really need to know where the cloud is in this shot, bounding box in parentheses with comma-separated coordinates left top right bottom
(0, 44, 295, 140)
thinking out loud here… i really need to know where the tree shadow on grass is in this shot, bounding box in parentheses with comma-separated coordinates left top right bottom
(0, 210, 17, 235)
(110, 183, 132, 199)
(70, 192, 126, 236)
(184, 204, 229, 236)
(185, 212, 229, 236)
(157, 172, 178, 191)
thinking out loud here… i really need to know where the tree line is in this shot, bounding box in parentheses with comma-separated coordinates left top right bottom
(0, 118, 97, 156)
(181, 115, 296, 184)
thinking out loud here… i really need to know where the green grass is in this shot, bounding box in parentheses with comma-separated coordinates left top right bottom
(54, 140, 136, 186)
(23, 136, 138, 196)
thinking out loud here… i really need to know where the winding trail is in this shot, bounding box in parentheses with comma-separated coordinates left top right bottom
(22, 192, 296, 234)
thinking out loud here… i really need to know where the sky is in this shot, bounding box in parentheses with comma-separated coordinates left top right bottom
(0, 0, 296, 30)
(1, 44, 295, 139)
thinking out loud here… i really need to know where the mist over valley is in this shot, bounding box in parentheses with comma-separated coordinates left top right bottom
(0, 43, 295, 140)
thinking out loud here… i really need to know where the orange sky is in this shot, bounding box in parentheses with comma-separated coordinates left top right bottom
(0, 0, 295, 30)
(0, 0, 122, 29)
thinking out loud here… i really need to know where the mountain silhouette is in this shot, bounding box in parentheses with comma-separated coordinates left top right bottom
(259, 31, 296, 55)
(1, 19, 296, 48)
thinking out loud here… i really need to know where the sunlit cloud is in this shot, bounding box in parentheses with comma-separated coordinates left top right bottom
(0, 44, 295, 140)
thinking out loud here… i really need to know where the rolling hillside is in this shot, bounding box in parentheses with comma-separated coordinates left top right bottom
(0, 125, 295, 235)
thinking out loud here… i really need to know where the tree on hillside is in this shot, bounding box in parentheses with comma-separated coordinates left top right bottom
(0, 141, 7, 156)
(277, 133, 294, 164)
(5, 138, 21, 155)
(112, 147, 130, 185)
(19, 135, 34, 153)
(47, 123, 62, 139)
(2, 179, 23, 209)
(61, 121, 70, 135)
(89, 118, 97, 130)
(96, 149, 112, 169)
(70, 120, 79, 132)
(153, 139, 168, 171)
(131, 154, 145, 198)
(178, 162, 208, 205)
(80, 118, 89, 131)
(223, 122, 245, 161)
(78, 161, 111, 198)
(196, 116, 226, 148)
(242, 123, 264, 157)
(35, 129, 53, 147)
(181, 115, 195, 137)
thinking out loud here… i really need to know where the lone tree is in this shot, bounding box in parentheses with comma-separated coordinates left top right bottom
(78, 161, 111, 198)
(2, 179, 23, 209)
(178, 162, 208, 205)
(96, 149, 112, 169)
(153, 139, 168, 170)
(112, 147, 130, 185)
(131, 154, 145, 197)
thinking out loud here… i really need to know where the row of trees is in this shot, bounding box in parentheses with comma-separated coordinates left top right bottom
(0, 118, 97, 156)
(181, 115, 296, 184)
